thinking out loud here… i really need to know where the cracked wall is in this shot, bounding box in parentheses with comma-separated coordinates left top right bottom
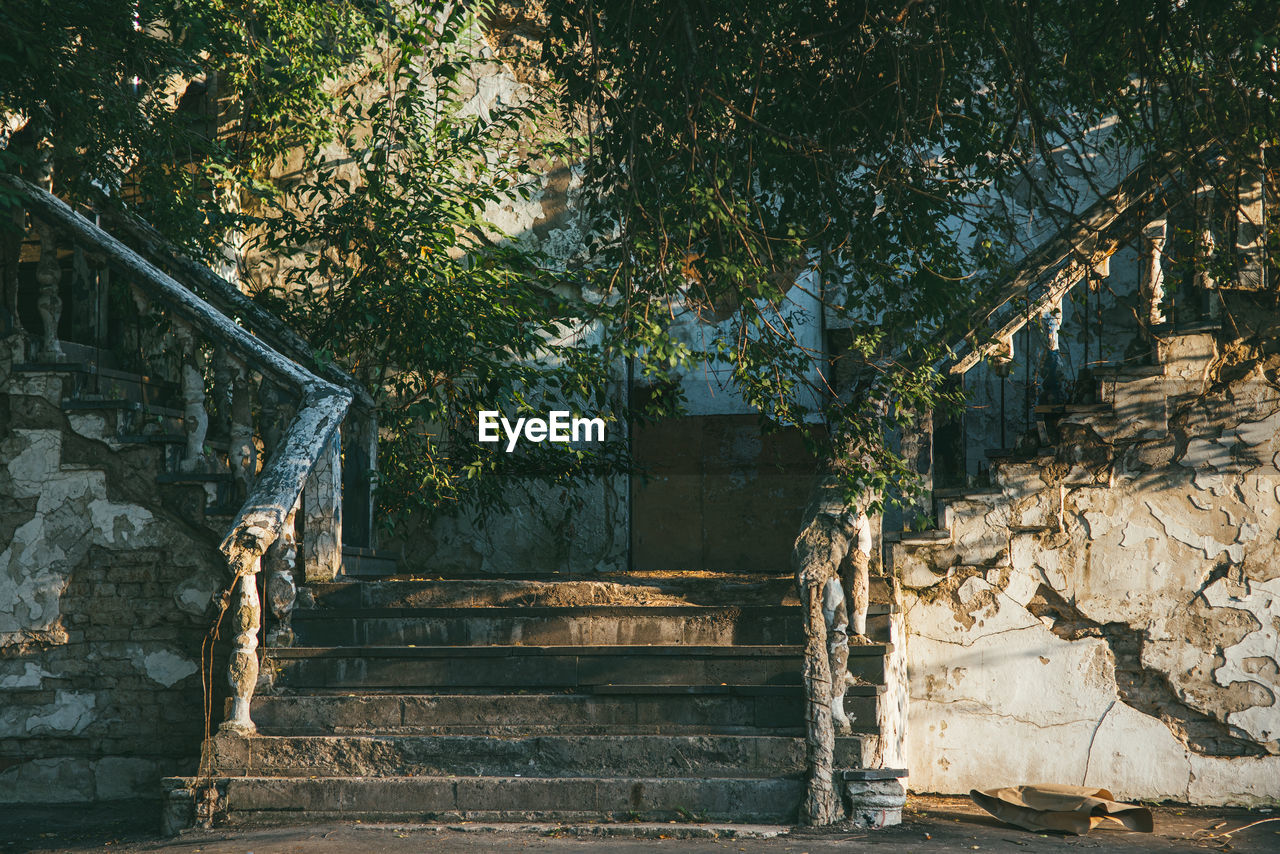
(0, 342, 224, 803)
(899, 332, 1280, 806)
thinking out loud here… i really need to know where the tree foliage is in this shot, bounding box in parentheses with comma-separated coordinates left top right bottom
(251, 4, 630, 520)
(0, 1, 633, 523)
(5, 0, 1280, 521)
(544, 0, 1280, 505)
(0, 0, 376, 247)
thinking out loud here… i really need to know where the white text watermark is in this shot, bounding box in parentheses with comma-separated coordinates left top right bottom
(478, 410, 606, 452)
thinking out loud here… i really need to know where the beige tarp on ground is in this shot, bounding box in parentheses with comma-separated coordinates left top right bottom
(970, 784, 1155, 836)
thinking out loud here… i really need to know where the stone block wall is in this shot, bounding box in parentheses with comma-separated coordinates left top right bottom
(899, 333, 1280, 805)
(631, 415, 821, 574)
(390, 476, 629, 576)
(1, 343, 225, 803)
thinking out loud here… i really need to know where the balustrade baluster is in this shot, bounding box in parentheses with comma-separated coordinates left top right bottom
(1237, 147, 1266, 291)
(1, 204, 22, 338)
(900, 408, 933, 527)
(2, 173, 357, 746)
(258, 379, 288, 459)
(342, 410, 379, 548)
(1141, 218, 1167, 327)
(34, 219, 63, 361)
(264, 505, 298, 647)
(212, 349, 233, 436)
(33, 132, 63, 362)
(173, 319, 209, 472)
(302, 433, 343, 582)
(1194, 181, 1220, 320)
(92, 251, 110, 361)
(228, 357, 257, 496)
(220, 563, 261, 734)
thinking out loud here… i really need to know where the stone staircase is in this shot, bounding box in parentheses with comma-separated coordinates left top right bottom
(3, 175, 909, 830)
(6, 344, 907, 828)
(166, 570, 904, 828)
(9, 355, 235, 520)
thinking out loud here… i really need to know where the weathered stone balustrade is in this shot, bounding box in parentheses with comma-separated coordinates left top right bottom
(1, 174, 376, 736)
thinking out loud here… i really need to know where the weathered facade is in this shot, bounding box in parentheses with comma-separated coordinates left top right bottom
(891, 147, 1280, 804)
(0, 167, 365, 809)
(2, 10, 1278, 822)
(898, 329, 1280, 804)
(0, 340, 223, 802)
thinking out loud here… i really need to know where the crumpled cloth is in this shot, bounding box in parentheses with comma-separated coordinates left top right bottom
(970, 784, 1154, 835)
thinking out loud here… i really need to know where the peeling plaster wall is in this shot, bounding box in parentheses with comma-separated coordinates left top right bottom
(0, 341, 224, 803)
(899, 333, 1280, 806)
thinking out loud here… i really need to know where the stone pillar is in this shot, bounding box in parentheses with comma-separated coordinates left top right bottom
(800, 577, 839, 825)
(302, 432, 343, 582)
(844, 770, 907, 829)
(794, 484, 866, 826)
(220, 563, 261, 734)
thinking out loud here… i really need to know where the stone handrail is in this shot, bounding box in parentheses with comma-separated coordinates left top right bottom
(947, 150, 1196, 376)
(101, 203, 381, 559)
(100, 207, 377, 412)
(2, 174, 354, 733)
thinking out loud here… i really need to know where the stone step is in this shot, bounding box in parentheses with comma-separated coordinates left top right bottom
(290, 604, 894, 647)
(60, 397, 185, 438)
(264, 644, 889, 690)
(307, 574, 897, 610)
(886, 528, 950, 546)
(16, 360, 180, 408)
(209, 732, 871, 779)
(248, 687, 884, 736)
(1089, 363, 1164, 378)
(1149, 319, 1221, 338)
(62, 397, 185, 420)
(164, 774, 806, 826)
(157, 472, 237, 519)
(341, 545, 398, 578)
(307, 575, 802, 609)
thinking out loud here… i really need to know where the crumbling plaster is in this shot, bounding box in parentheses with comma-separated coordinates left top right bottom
(1, 348, 225, 803)
(901, 336, 1280, 805)
(1, 427, 152, 643)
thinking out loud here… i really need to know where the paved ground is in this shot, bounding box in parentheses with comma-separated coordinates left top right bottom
(2, 796, 1277, 853)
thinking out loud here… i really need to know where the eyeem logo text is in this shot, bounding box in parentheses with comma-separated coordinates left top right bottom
(478, 410, 606, 452)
